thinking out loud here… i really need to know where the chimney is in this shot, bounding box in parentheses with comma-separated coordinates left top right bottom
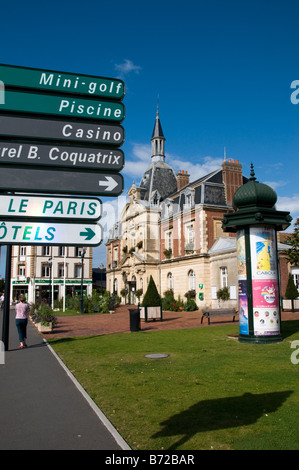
(222, 159, 243, 206)
(177, 170, 190, 190)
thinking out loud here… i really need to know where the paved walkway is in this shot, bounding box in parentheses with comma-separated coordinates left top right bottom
(0, 308, 130, 450)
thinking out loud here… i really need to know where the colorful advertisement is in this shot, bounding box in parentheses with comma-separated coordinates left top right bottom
(250, 226, 277, 280)
(238, 279, 249, 335)
(237, 229, 246, 279)
(252, 276, 280, 336)
(249, 226, 280, 336)
(237, 230, 249, 335)
(253, 308, 280, 336)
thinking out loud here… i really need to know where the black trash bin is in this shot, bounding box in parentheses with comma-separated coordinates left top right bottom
(129, 308, 140, 331)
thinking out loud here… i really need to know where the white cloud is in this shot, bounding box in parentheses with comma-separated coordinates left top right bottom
(169, 154, 224, 181)
(114, 59, 142, 78)
(263, 180, 287, 190)
(276, 194, 299, 215)
(123, 142, 224, 183)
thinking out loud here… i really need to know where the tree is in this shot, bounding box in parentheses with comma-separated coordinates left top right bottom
(284, 217, 299, 266)
(285, 274, 299, 299)
(142, 276, 161, 307)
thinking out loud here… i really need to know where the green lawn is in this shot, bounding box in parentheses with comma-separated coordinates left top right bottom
(48, 321, 299, 450)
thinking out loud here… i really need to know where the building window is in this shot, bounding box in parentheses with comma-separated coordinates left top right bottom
(58, 264, 64, 278)
(20, 246, 26, 257)
(167, 272, 174, 290)
(42, 263, 51, 277)
(42, 246, 50, 256)
(166, 231, 172, 250)
(75, 265, 82, 278)
(220, 267, 228, 288)
(18, 264, 26, 277)
(189, 270, 196, 290)
(59, 247, 65, 256)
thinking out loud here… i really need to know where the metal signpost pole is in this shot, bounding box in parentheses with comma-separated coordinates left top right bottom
(2, 245, 12, 351)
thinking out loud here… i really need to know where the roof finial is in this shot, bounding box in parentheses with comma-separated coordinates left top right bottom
(157, 94, 159, 116)
(250, 162, 256, 181)
(224, 146, 227, 161)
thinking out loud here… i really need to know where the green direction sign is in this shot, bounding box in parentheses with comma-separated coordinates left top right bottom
(0, 165, 123, 196)
(0, 141, 124, 171)
(0, 63, 125, 100)
(0, 220, 103, 246)
(1, 90, 124, 122)
(0, 194, 102, 221)
(0, 114, 125, 146)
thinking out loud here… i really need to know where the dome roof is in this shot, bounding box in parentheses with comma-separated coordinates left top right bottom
(233, 164, 277, 210)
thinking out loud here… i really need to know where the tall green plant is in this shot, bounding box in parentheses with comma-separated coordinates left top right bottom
(142, 276, 161, 307)
(285, 274, 299, 299)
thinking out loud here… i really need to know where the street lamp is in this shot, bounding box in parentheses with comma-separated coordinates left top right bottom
(80, 247, 87, 314)
(112, 260, 117, 300)
(48, 257, 52, 307)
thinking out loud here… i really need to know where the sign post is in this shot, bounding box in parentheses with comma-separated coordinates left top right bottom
(0, 63, 125, 350)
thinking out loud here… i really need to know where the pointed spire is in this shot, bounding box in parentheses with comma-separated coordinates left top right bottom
(151, 100, 165, 161)
(151, 99, 165, 140)
(250, 162, 256, 181)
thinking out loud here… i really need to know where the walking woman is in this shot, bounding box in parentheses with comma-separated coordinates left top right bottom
(15, 294, 30, 349)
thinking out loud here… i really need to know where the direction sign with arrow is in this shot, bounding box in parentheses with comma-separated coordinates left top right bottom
(0, 220, 103, 246)
(0, 165, 123, 196)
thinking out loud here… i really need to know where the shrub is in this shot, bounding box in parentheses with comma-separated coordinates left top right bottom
(285, 274, 299, 299)
(30, 301, 57, 326)
(184, 299, 198, 311)
(142, 276, 161, 307)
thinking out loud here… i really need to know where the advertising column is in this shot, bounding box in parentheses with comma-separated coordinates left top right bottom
(250, 225, 280, 337)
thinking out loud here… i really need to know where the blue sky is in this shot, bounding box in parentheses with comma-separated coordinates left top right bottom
(0, 0, 299, 272)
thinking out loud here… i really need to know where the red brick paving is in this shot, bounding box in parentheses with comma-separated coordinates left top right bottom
(43, 305, 299, 339)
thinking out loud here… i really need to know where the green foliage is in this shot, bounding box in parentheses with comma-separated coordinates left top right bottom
(142, 276, 161, 307)
(163, 248, 172, 259)
(162, 289, 198, 311)
(285, 274, 299, 299)
(30, 301, 57, 326)
(217, 286, 230, 301)
(284, 217, 299, 266)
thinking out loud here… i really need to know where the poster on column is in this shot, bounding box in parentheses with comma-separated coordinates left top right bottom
(252, 279, 280, 336)
(238, 279, 249, 335)
(250, 226, 280, 335)
(250, 226, 277, 279)
(237, 230, 249, 335)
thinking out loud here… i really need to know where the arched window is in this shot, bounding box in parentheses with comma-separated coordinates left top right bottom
(167, 272, 174, 290)
(188, 270, 196, 290)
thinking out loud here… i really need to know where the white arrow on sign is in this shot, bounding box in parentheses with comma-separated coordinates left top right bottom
(0, 221, 103, 246)
(99, 176, 119, 192)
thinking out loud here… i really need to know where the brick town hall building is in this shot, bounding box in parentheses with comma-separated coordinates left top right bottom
(106, 109, 291, 308)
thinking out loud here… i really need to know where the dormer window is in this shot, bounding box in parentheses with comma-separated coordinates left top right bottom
(183, 188, 195, 210)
